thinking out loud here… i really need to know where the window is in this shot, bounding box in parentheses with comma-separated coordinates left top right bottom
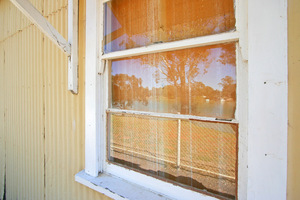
(78, 0, 290, 199)
(104, 0, 239, 199)
(81, 0, 248, 199)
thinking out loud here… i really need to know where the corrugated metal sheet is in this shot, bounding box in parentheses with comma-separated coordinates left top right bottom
(0, 0, 111, 199)
(44, 0, 68, 17)
(0, 42, 5, 199)
(1, 24, 45, 200)
(288, 0, 300, 199)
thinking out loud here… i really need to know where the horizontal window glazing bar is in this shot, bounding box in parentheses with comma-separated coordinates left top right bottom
(101, 31, 239, 60)
(106, 108, 238, 124)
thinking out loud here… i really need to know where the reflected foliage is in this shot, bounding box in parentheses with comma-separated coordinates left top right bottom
(219, 76, 236, 101)
(112, 74, 150, 108)
(111, 43, 236, 119)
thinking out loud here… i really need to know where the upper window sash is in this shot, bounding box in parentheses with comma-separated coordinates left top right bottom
(103, 0, 236, 53)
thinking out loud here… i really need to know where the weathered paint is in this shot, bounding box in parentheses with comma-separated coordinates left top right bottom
(248, 0, 288, 199)
(0, 0, 111, 199)
(287, 0, 300, 199)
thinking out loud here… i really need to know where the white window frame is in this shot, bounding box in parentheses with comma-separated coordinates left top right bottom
(76, 0, 288, 199)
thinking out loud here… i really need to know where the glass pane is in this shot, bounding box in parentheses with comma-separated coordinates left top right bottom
(104, 0, 236, 53)
(111, 43, 236, 119)
(108, 113, 238, 199)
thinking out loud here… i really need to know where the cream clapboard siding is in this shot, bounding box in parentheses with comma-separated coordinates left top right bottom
(0, 0, 111, 199)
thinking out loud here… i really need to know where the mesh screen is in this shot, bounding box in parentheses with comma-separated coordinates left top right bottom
(108, 113, 237, 199)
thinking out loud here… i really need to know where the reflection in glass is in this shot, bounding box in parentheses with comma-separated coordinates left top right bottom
(104, 0, 236, 53)
(111, 43, 236, 119)
(108, 113, 237, 199)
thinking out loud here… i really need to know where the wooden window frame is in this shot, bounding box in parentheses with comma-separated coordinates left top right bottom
(76, 0, 288, 199)
(84, 0, 247, 199)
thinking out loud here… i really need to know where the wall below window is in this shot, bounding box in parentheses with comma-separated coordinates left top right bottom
(288, 0, 300, 199)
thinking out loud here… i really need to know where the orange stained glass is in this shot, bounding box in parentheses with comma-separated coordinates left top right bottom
(104, 0, 236, 53)
(110, 43, 236, 119)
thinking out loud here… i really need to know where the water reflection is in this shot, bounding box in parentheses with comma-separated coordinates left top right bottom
(104, 0, 236, 53)
(111, 43, 236, 119)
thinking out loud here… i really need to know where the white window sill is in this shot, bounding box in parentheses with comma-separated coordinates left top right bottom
(75, 170, 172, 200)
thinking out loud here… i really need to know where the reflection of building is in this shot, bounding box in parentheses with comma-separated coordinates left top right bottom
(0, 0, 299, 200)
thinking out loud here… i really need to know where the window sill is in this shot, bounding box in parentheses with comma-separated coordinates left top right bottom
(75, 170, 171, 200)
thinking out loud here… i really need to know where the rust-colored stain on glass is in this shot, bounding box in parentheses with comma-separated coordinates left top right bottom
(104, 0, 236, 53)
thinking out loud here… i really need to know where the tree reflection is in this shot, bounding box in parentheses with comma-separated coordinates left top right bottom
(111, 43, 236, 119)
(219, 76, 236, 101)
(148, 49, 212, 114)
(112, 74, 150, 109)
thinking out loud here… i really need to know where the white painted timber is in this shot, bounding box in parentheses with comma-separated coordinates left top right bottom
(104, 164, 219, 200)
(248, 0, 287, 199)
(236, 43, 248, 200)
(10, 0, 71, 55)
(101, 32, 239, 60)
(68, 0, 79, 93)
(106, 108, 238, 124)
(98, 0, 107, 175)
(97, 2, 105, 75)
(236, 0, 248, 61)
(85, 0, 101, 176)
(75, 170, 172, 200)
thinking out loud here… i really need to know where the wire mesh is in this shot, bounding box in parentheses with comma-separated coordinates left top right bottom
(109, 114, 178, 165)
(180, 120, 237, 178)
(108, 113, 237, 199)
